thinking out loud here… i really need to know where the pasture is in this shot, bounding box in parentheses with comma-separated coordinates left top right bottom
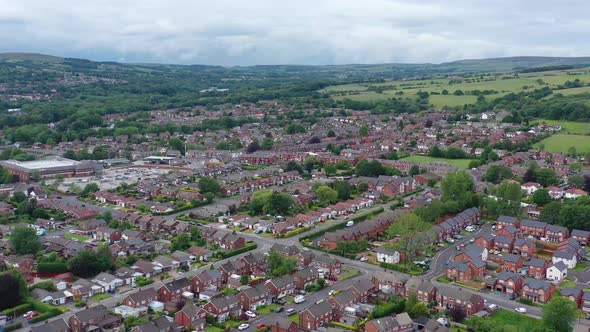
(400, 155, 472, 169)
(323, 67, 590, 109)
(534, 134, 590, 153)
(533, 119, 590, 135)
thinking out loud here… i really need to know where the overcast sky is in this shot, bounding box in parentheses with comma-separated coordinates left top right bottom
(1, 0, 589, 66)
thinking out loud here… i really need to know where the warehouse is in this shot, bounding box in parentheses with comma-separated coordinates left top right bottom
(0, 156, 96, 181)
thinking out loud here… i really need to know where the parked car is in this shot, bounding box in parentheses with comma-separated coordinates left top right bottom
(275, 307, 284, 313)
(359, 256, 368, 262)
(294, 295, 305, 304)
(514, 307, 527, 313)
(469, 238, 475, 243)
(238, 324, 250, 330)
(257, 324, 266, 329)
(487, 304, 498, 310)
(286, 308, 297, 316)
(328, 290, 337, 296)
(276, 298, 286, 305)
(245, 311, 256, 318)
(509, 294, 517, 300)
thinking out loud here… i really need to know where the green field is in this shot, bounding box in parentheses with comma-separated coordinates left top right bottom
(533, 119, 590, 134)
(64, 233, 90, 241)
(464, 309, 543, 332)
(400, 155, 473, 169)
(534, 134, 590, 153)
(324, 68, 590, 108)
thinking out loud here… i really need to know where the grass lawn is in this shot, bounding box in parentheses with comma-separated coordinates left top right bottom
(436, 276, 453, 284)
(534, 134, 590, 153)
(339, 268, 360, 281)
(400, 155, 473, 169)
(91, 293, 111, 302)
(534, 119, 590, 135)
(256, 304, 280, 315)
(64, 233, 90, 241)
(464, 309, 543, 331)
(288, 314, 300, 324)
(260, 232, 273, 238)
(429, 94, 479, 108)
(572, 262, 589, 272)
(285, 296, 294, 303)
(560, 280, 577, 288)
(205, 327, 224, 332)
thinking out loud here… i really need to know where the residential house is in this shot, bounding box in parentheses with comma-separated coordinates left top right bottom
(436, 288, 485, 315)
(299, 301, 334, 331)
(560, 286, 584, 307)
(546, 262, 568, 282)
(115, 266, 142, 287)
(493, 235, 514, 253)
(494, 271, 523, 295)
(312, 254, 342, 277)
(293, 268, 319, 290)
(521, 278, 555, 304)
(349, 279, 376, 303)
(364, 313, 413, 332)
(203, 294, 239, 323)
(582, 292, 590, 313)
(123, 288, 157, 308)
(512, 239, 535, 257)
(571, 229, 590, 246)
(265, 275, 296, 300)
(192, 270, 224, 294)
(404, 278, 437, 304)
(30, 318, 69, 332)
(545, 225, 569, 243)
(474, 233, 495, 250)
(157, 278, 192, 303)
(270, 317, 298, 332)
(502, 254, 524, 273)
(174, 302, 206, 330)
(553, 251, 577, 269)
(371, 271, 408, 295)
(92, 272, 124, 292)
(68, 305, 122, 332)
(375, 247, 400, 264)
(328, 288, 359, 314)
(519, 219, 547, 238)
(238, 284, 270, 310)
(496, 216, 520, 230)
(526, 258, 548, 279)
(521, 182, 541, 195)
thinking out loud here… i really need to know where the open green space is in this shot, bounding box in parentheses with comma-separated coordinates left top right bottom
(64, 233, 90, 241)
(400, 155, 473, 169)
(338, 268, 360, 281)
(205, 327, 224, 332)
(90, 293, 111, 302)
(255, 304, 280, 315)
(288, 314, 300, 324)
(533, 119, 590, 135)
(464, 309, 543, 332)
(534, 134, 590, 153)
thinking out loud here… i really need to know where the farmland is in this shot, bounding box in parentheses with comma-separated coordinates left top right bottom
(533, 119, 590, 135)
(323, 68, 590, 109)
(400, 155, 473, 169)
(534, 134, 590, 153)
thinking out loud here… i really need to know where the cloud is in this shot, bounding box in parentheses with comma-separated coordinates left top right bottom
(0, 0, 588, 65)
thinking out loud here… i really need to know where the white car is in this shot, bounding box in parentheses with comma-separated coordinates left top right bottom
(359, 257, 369, 262)
(514, 307, 527, 313)
(328, 290, 337, 296)
(238, 324, 250, 330)
(245, 311, 256, 318)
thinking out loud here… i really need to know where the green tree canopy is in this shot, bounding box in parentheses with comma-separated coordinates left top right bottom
(542, 296, 576, 332)
(10, 227, 42, 255)
(199, 177, 221, 195)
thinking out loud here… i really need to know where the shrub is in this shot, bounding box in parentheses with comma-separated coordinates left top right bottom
(31, 308, 62, 323)
(4, 322, 22, 332)
(277, 226, 312, 238)
(136, 277, 154, 287)
(518, 298, 534, 305)
(37, 262, 69, 274)
(218, 242, 257, 259)
(2, 303, 33, 316)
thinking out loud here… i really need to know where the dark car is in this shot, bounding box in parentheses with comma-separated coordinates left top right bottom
(509, 294, 516, 300)
(275, 307, 284, 313)
(276, 298, 286, 305)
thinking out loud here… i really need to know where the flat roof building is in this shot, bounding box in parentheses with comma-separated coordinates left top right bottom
(0, 156, 97, 181)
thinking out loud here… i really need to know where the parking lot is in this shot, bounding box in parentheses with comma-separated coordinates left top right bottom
(52, 166, 171, 191)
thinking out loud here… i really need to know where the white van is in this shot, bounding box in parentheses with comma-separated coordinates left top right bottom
(294, 295, 305, 304)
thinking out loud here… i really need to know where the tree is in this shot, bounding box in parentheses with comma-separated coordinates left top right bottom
(315, 186, 338, 205)
(534, 168, 559, 187)
(441, 172, 474, 211)
(308, 136, 321, 144)
(409, 165, 420, 176)
(386, 213, 432, 267)
(10, 227, 42, 255)
(568, 174, 585, 189)
(531, 188, 551, 206)
(404, 293, 418, 313)
(171, 233, 191, 251)
(96, 243, 114, 272)
(82, 182, 100, 196)
(448, 304, 467, 323)
(327, 129, 336, 137)
(261, 137, 274, 150)
(246, 140, 260, 153)
(409, 302, 429, 318)
(169, 137, 185, 155)
(0, 271, 26, 310)
(240, 274, 250, 285)
(324, 163, 337, 176)
(540, 201, 562, 225)
(485, 165, 513, 184)
(285, 161, 303, 174)
(485, 181, 522, 217)
(69, 250, 102, 278)
(333, 181, 352, 200)
(268, 251, 297, 277)
(542, 296, 576, 332)
(317, 278, 326, 288)
(359, 125, 369, 137)
(199, 177, 221, 195)
(386, 151, 398, 160)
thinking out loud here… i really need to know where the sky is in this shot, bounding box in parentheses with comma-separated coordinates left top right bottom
(1, 0, 589, 66)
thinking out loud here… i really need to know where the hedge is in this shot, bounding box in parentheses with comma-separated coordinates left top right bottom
(300, 207, 385, 241)
(4, 322, 22, 332)
(37, 262, 69, 274)
(218, 242, 257, 259)
(2, 303, 33, 316)
(329, 322, 357, 331)
(152, 201, 210, 216)
(276, 226, 312, 238)
(31, 308, 62, 323)
(379, 262, 423, 275)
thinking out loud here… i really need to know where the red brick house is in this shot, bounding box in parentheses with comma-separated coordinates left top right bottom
(349, 279, 376, 302)
(68, 305, 122, 332)
(493, 235, 514, 253)
(237, 284, 269, 310)
(494, 271, 523, 295)
(519, 219, 547, 238)
(571, 229, 590, 246)
(526, 258, 549, 279)
(560, 287, 584, 308)
(293, 268, 319, 290)
(436, 289, 484, 315)
(175, 302, 206, 329)
(502, 254, 524, 273)
(512, 239, 535, 257)
(192, 270, 224, 294)
(404, 278, 437, 304)
(545, 225, 569, 243)
(312, 254, 342, 277)
(365, 313, 413, 332)
(157, 278, 192, 303)
(496, 225, 518, 239)
(271, 318, 298, 332)
(371, 271, 408, 295)
(474, 233, 495, 250)
(299, 301, 334, 331)
(328, 288, 359, 314)
(265, 275, 296, 300)
(521, 278, 555, 304)
(203, 294, 239, 323)
(496, 215, 520, 230)
(582, 292, 590, 313)
(123, 287, 157, 308)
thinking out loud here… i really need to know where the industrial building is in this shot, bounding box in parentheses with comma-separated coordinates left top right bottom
(0, 156, 98, 181)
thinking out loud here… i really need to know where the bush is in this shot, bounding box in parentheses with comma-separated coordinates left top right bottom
(218, 242, 257, 259)
(329, 322, 357, 331)
(2, 303, 33, 316)
(37, 262, 69, 274)
(136, 277, 154, 287)
(277, 226, 312, 238)
(31, 308, 62, 323)
(379, 262, 423, 275)
(4, 322, 22, 332)
(518, 298, 534, 305)
(300, 208, 385, 241)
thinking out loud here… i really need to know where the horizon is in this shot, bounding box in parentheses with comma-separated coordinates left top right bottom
(2, 1, 590, 66)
